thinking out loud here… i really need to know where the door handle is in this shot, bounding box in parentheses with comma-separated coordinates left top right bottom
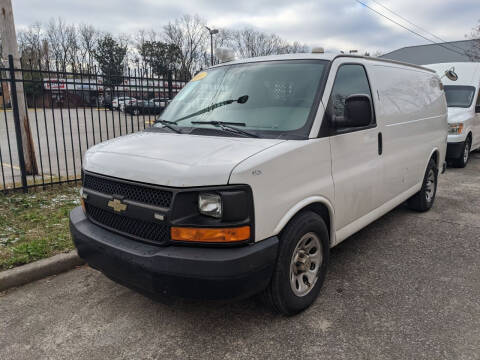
(378, 132, 383, 155)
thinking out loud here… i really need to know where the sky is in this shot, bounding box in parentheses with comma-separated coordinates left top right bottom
(11, 0, 480, 55)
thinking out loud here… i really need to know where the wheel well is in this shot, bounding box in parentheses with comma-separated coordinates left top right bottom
(291, 202, 332, 245)
(430, 150, 439, 168)
(467, 132, 472, 141)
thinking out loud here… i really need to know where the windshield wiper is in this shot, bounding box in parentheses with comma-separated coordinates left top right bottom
(191, 120, 259, 138)
(153, 119, 182, 134)
(173, 95, 249, 123)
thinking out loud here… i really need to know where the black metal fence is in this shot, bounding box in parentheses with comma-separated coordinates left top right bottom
(0, 54, 189, 193)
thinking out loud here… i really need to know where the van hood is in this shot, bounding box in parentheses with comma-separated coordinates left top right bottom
(84, 131, 285, 187)
(447, 107, 473, 124)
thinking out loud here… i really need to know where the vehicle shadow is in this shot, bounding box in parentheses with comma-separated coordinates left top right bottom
(112, 203, 412, 319)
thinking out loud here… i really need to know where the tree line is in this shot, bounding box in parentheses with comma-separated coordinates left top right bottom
(9, 14, 309, 83)
(2, 14, 479, 86)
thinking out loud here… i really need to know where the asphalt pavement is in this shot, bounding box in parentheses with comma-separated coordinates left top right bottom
(1, 153, 479, 360)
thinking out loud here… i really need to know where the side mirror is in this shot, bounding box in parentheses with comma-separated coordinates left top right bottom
(444, 69, 458, 81)
(335, 94, 373, 128)
(476, 105, 480, 113)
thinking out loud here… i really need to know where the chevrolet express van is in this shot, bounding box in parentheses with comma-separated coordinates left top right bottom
(70, 54, 448, 315)
(426, 62, 480, 167)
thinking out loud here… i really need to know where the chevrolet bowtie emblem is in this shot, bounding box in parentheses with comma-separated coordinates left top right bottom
(108, 198, 127, 212)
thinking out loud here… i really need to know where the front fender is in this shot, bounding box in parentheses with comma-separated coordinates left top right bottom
(273, 196, 336, 247)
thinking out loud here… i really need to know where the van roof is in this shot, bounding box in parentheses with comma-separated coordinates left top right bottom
(210, 53, 435, 73)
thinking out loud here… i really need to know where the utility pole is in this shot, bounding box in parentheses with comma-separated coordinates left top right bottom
(205, 26, 219, 66)
(0, 68, 10, 107)
(0, 0, 38, 174)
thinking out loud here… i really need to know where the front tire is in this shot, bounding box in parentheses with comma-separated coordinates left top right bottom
(407, 158, 438, 212)
(262, 211, 329, 316)
(452, 137, 471, 168)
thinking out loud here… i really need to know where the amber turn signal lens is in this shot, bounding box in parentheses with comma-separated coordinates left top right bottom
(171, 226, 250, 243)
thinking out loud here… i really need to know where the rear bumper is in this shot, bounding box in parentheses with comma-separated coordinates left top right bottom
(446, 141, 464, 159)
(69, 207, 278, 300)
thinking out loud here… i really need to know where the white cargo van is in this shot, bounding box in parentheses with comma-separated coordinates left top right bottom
(426, 62, 480, 167)
(70, 54, 447, 315)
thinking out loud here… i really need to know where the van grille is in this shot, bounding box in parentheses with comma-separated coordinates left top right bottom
(85, 203, 169, 244)
(83, 174, 172, 208)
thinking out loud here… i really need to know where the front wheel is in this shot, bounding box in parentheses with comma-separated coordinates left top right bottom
(262, 211, 329, 316)
(407, 158, 438, 212)
(452, 137, 471, 168)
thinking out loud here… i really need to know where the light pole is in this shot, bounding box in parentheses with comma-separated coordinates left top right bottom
(205, 26, 219, 66)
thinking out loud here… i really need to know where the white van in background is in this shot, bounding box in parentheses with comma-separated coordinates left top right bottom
(426, 62, 480, 167)
(71, 54, 447, 315)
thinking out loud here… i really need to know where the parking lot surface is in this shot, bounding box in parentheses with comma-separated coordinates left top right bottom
(0, 108, 155, 187)
(1, 153, 479, 360)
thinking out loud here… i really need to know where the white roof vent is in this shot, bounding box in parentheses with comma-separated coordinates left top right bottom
(311, 47, 325, 54)
(215, 48, 235, 63)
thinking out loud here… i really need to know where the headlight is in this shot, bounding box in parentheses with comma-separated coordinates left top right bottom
(448, 123, 463, 134)
(198, 193, 222, 218)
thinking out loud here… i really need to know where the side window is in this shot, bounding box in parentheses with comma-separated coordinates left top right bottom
(327, 64, 374, 125)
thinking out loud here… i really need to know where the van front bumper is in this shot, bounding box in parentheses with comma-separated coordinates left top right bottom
(446, 141, 465, 159)
(69, 207, 278, 300)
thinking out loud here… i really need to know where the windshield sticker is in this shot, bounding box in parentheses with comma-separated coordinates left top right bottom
(191, 71, 207, 82)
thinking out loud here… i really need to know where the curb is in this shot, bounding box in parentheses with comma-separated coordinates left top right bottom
(0, 250, 85, 292)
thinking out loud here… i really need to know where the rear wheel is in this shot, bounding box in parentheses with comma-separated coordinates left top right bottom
(407, 158, 438, 212)
(262, 211, 329, 316)
(452, 136, 471, 168)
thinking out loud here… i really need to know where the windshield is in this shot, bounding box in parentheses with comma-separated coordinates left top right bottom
(156, 60, 328, 139)
(444, 85, 476, 108)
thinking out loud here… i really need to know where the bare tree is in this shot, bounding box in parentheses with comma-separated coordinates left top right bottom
(46, 18, 78, 70)
(163, 14, 208, 77)
(465, 20, 480, 61)
(213, 28, 233, 50)
(46, 18, 63, 68)
(228, 28, 308, 58)
(230, 28, 278, 58)
(135, 29, 160, 48)
(66, 24, 79, 67)
(18, 20, 100, 71)
(17, 22, 46, 67)
(133, 29, 160, 68)
(283, 41, 309, 54)
(78, 24, 98, 70)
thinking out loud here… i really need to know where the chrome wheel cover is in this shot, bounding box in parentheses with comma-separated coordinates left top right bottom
(289, 232, 323, 297)
(425, 169, 436, 202)
(463, 139, 470, 164)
